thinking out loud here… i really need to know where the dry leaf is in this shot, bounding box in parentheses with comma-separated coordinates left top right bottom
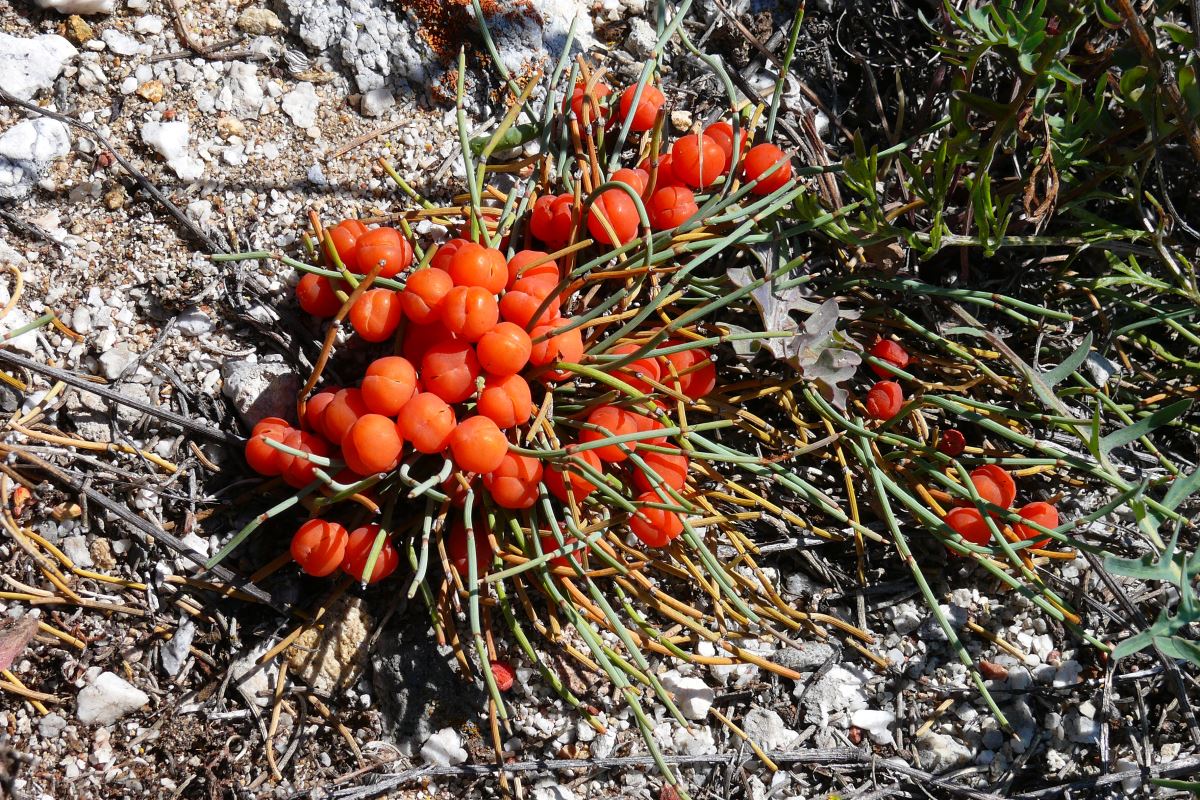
(0, 615, 38, 672)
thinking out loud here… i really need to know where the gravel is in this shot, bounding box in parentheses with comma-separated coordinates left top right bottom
(76, 671, 150, 725)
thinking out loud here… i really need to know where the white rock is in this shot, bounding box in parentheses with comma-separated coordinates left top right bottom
(34, 0, 113, 13)
(175, 306, 214, 336)
(219, 62, 264, 119)
(850, 709, 896, 745)
(672, 725, 716, 755)
(237, 7, 286, 36)
(659, 670, 714, 721)
(135, 15, 164, 35)
(100, 29, 139, 56)
(0, 117, 72, 200)
(360, 86, 395, 117)
(62, 535, 94, 568)
(230, 641, 277, 708)
(1065, 712, 1099, 744)
(742, 707, 800, 751)
(1053, 660, 1082, 687)
(916, 732, 973, 773)
(98, 344, 138, 379)
(76, 671, 149, 725)
(142, 120, 204, 180)
(0, 34, 78, 101)
(282, 82, 319, 128)
(420, 727, 467, 766)
(39, 713, 68, 739)
(798, 664, 866, 726)
(221, 359, 300, 423)
(532, 783, 576, 800)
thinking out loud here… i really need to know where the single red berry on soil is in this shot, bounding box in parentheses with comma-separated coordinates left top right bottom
(341, 413, 404, 475)
(629, 495, 684, 547)
(864, 381, 904, 420)
(632, 449, 689, 492)
(361, 356, 419, 416)
(431, 238, 469, 272)
(476, 373, 533, 429)
(483, 452, 544, 509)
(579, 405, 640, 463)
(646, 186, 699, 231)
(945, 506, 991, 546)
(440, 285, 500, 342)
(619, 84, 665, 132)
(401, 319, 456, 364)
(506, 250, 559, 287)
(662, 344, 717, 399)
(342, 524, 399, 583)
(326, 219, 366, 270)
(400, 267, 454, 325)
(587, 189, 640, 245)
(281, 430, 330, 488)
(296, 273, 344, 318)
(544, 447, 603, 502)
(670, 133, 726, 189)
(355, 226, 413, 279)
(448, 242, 508, 294)
(569, 81, 611, 124)
(421, 339, 481, 404)
(489, 659, 516, 692)
(322, 388, 368, 445)
(743, 143, 792, 195)
(477, 322, 533, 376)
(349, 288, 403, 342)
(938, 429, 966, 457)
(969, 464, 1017, 509)
(1013, 501, 1058, 548)
(869, 338, 912, 378)
(400, 392, 457, 453)
(446, 521, 494, 577)
(290, 519, 349, 577)
(449, 415, 509, 474)
(611, 167, 650, 196)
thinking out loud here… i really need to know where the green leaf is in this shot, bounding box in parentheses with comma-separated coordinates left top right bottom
(1105, 530, 1181, 583)
(1099, 399, 1193, 455)
(1155, 635, 1200, 667)
(1161, 468, 1200, 514)
(952, 90, 1014, 120)
(1111, 628, 1155, 661)
(1041, 332, 1093, 387)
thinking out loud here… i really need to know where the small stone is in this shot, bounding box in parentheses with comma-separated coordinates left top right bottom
(0, 117, 72, 201)
(216, 115, 246, 139)
(142, 120, 204, 180)
(916, 732, 973, 773)
(421, 727, 467, 767)
(979, 660, 1008, 681)
(286, 596, 372, 695)
(850, 709, 896, 745)
(670, 110, 693, 132)
(174, 306, 213, 336)
(39, 713, 68, 739)
(742, 707, 800, 751)
(100, 29, 139, 56)
(236, 7, 286, 36)
(76, 671, 149, 725)
(282, 82, 319, 128)
(98, 344, 138, 379)
(134, 15, 163, 35)
(66, 15, 94, 44)
(775, 642, 834, 672)
(624, 17, 656, 59)
(36, 0, 113, 13)
(360, 86, 395, 117)
(62, 535, 93, 568)
(102, 186, 126, 210)
(890, 603, 922, 635)
(221, 359, 300, 424)
(219, 62, 264, 119)
(136, 80, 164, 103)
(1053, 660, 1082, 687)
(660, 670, 714, 720)
(1065, 712, 1099, 744)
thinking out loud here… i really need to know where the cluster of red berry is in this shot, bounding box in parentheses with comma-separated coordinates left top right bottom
(946, 465, 1059, 550)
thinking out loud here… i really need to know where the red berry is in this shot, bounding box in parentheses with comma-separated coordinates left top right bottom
(531, 322, 584, 381)
(326, 219, 366, 270)
(629, 495, 684, 547)
(662, 344, 717, 399)
(441, 285, 500, 342)
(945, 507, 991, 546)
(431, 238, 469, 272)
(632, 449, 689, 492)
(864, 381, 904, 420)
(530, 195, 575, 249)
(579, 405, 640, 462)
(291, 519, 348, 577)
(341, 413, 403, 475)
(483, 452, 543, 509)
(245, 419, 293, 476)
(500, 277, 561, 329)
(639, 153, 686, 190)
(296, 273, 344, 317)
(869, 339, 911, 378)
(969, 465, 1017, 509)
(401, 319, 455, 364)
(544, 448, 602, 502)
(1013, 501, 1058, 548)
(489, 659, 515, 692)
(646, 186, 698, 231)
(449, 416, 508, 474)
(938, 429, 966, 457)
(611, 167, 649, 196)
(702, 121, 741, 166)
(477, 322, 533, 376)
(587, 189, 639, 245)
(355, 227, 413, 278)
(422, 339, 481, 404)
(281, 430, 330, 488)
(618, 84, 665, 132)
(361, 356, 419, 416)
(303, 391, 338, 434)
(609, 343, 662, 393)
(476, 373, 533, 429)
(670, 133, 726, 189)
(342, 524, 399, 583)
(322, 388, 368, 444)
(400, 393, 457, 454)
(743, 143, 792, 195)
(349, 288, 403, 342)
(506, 250, 559, 286)
(446, 521, 493, 577)
(568, 81, 611, 124)
(400, 267, 454, 325)
(448, 242, 508, 294)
